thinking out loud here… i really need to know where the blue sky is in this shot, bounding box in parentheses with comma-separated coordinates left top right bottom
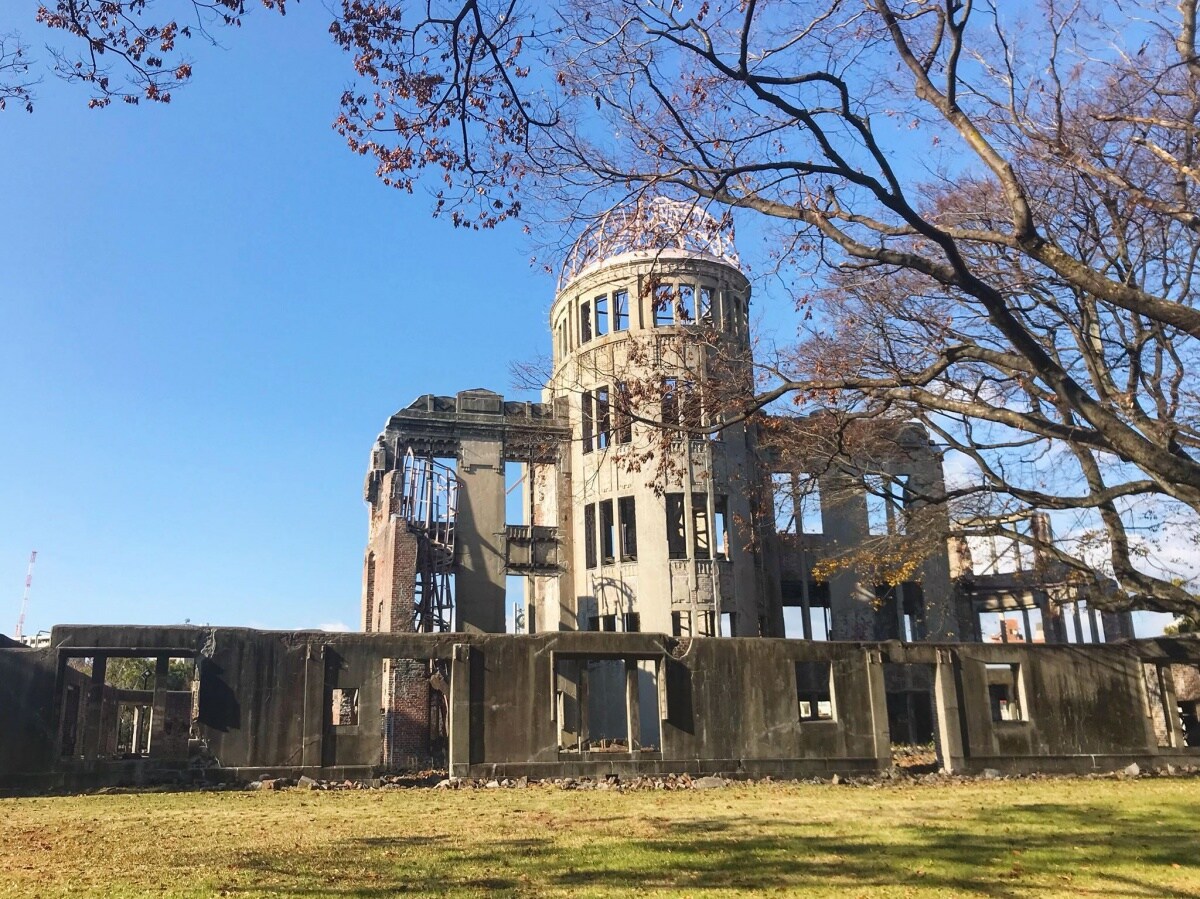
(0, 5, 552, 634)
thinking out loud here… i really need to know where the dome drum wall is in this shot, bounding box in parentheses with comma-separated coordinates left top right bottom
(550, 251, 753, 375)
(538, 248, 771, 639)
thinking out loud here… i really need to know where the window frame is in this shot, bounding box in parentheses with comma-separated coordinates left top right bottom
(599, 498, 616, 565)
(613, 289, 629, 331)
(665, 493, 687, 560)
(653, 283, 674, 327)
(584, 503, 597, 569)
(618, 495, 638, 561)
(581, 390, 594, 454)
(580, 299, 592, 344)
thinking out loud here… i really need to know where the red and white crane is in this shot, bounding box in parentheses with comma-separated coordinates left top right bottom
(14, 550, 36, 641)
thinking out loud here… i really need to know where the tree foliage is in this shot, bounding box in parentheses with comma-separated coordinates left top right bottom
(104, 656, 194, 690)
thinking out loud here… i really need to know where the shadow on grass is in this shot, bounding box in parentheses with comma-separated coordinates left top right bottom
(221, 798, 1200, 898)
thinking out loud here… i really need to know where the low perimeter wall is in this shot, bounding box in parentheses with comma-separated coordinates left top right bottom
(0, 625, 1197, 788)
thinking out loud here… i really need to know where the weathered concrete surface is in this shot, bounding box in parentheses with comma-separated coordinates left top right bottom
(0, 646, 58, 781)
(2, 626, 1198, 788)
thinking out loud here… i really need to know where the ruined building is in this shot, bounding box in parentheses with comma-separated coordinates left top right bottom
(359, 198, 1136, 748)
(367, 203, 921, 638)
(1, 200, 1193, 789)
(363, 199, 1133, 649)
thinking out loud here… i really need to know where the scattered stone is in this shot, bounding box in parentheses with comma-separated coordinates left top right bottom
(1124, 762, 1141, 778)
(485, 779, 501, 789)
(297, 775, 320, 790)
(692, 776, 725, 790)
(982, 768, 1002, 780)
(831, 773, 842, 785)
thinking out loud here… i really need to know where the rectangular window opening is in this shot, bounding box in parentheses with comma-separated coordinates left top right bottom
(680, 380, 701, 431)
(979, 610, 1038, 644)
(1063, 601, 1104, 644)
(986, 663, 1024, 722)
(865, 473, 910, 536)
(596, 386, 611, 450)
(1175, 665, 1200, 747)
(901, 583, 925, 642)
(595, 294, 608, 337)
(714, 496, 729, 559)
(613, 289, 629, 331)
(701, 383, 722, 441)
(797, 474, 823, 535)
(720, 611, 735, 636)
(580, 300, 592, 344)
(661, 377, 678, 427)
(619, 495, 638, 561)
(615, 382, 633, 444)
(795, 662, 835, 721)
(781, 581, 832, 640)
(584, 503, 598, 569)
(699, 286, 714, 323)
(772, 473, 796, 534)
(600, 499, 615, 565)
(677, 284, 695, 321)
(331, 688, 360, 727)
(653, 283, 674, 327)
(692, 493, 711, 560)
(665, 493, 687, 559)
(581, 390, 594, 454)
(622, 612, 641, 633)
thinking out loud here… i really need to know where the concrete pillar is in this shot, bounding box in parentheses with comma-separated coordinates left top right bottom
(1160, 664, 1188, 750)
(625, 660, 641, 750)
(456, 434, 507, 633)
(147, 655, 170, 758)
(301, 643, 325, 768)
(578, 664, 591, 747)
(81, 654, 108, 759)
(824, 472, 876, 641)
(908, 448, 960, 640)
(864, 650, 892, 770)
(448, 643, 472, 777)
(934, 650, 966, 772)
(131, 706, 144, 755)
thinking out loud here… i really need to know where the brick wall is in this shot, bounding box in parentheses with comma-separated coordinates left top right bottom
(381, 658, 431, 769)
(362, 503, 419, 634)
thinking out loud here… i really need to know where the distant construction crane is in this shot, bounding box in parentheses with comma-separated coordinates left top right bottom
(14, 550, 37, 641)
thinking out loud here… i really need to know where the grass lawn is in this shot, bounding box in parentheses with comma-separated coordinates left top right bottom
(1, 778, 1197, 898)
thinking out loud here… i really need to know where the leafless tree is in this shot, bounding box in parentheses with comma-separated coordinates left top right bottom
(0, 32, 36, 111)
(15, 0, 1200, 615)
(0, 1, 287, 108)
(332, 0, 1200, 615)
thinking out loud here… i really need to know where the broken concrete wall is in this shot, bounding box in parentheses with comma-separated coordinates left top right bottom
(658, 638, 883, 773)
(3, 627, 1199, 787)
(0, 646, 58, 780)
(953, 643, 1152, 772)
